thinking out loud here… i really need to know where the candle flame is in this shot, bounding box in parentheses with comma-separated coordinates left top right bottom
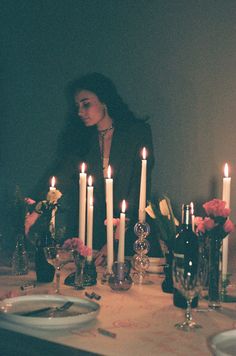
(121, 200, 126, 213)
(81, 162, 86, 173)
(224, 163, 229, 178)
(107, 165, 112, 179)
(51, 176, 56, 188)
(88, 175, 93, 186)
(142, 147, 147, 160)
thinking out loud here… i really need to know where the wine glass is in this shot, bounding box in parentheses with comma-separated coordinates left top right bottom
(172, 242, 204, 331)
(44, 245, 73, 294)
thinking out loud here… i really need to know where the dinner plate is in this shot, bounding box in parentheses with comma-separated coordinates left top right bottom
(0, 294, 100, 329)
(211, 329, 236, 355)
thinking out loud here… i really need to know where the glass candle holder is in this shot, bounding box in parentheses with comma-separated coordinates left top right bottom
(132, 222, 150, 284)
(108, 261, 133, 291)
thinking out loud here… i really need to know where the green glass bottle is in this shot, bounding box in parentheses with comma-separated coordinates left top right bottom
(173, 204, 198, 309)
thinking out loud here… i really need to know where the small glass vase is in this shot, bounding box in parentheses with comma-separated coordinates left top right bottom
(208, 235, 222, 309)
(12, 233, 29, 275)
(74, 255, 85, 290)
(108, 261, 133, 291)
(83, 259, 97, 286)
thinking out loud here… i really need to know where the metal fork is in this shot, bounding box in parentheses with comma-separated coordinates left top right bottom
(49, 301, 74, 317)
(21, 301, 74, 317)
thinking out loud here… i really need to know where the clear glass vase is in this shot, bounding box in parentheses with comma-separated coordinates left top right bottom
(208, 236, 221, 309)
(74, 255, 85, 290)
(12, 234, 29, 275)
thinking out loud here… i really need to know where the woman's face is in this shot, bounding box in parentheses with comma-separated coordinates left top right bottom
(75, 90, 108, 128)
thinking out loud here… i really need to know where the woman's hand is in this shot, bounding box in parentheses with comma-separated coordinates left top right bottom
(24, 211, 40, 236)
(24, 197, 40, 236)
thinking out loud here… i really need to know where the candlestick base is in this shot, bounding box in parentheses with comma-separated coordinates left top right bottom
(132, 222, 150, 284)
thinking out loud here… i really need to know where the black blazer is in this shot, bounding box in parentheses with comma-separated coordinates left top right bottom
(81, 120, 154, 254)
(33, 119, 159, 256)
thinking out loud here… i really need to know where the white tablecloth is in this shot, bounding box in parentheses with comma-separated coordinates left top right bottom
(0, 265, 236, 355)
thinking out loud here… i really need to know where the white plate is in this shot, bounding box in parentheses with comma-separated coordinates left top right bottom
(0, 294, 100, 329)
(211, 329, 236, 356)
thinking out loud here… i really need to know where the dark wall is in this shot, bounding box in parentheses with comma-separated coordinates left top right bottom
(1, 1, 236, 267)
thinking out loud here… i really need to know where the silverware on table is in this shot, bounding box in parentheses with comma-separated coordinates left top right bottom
(19, 301, 74, 317)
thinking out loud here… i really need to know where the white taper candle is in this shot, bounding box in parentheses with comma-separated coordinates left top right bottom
(106, 165, 114, 272)
(222, 163, 231, 277)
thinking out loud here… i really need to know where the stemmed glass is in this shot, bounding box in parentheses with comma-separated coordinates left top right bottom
(172, 240, 206, 331)
(44, 245, 74, 294)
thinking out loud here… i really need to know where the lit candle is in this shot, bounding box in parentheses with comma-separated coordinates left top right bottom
(105, 165, 114, 272)
(87, 197, 94, 262)
(87, 175, 94, 221)
(190, 202, 195, 232)
(50, 176, 56, 191)
(222, 163, 231, 277)
(49, 176, 56, 238)
(79, 163, 87, 245)
(118, 200, 126, 263)
(139, 147, 147, 223)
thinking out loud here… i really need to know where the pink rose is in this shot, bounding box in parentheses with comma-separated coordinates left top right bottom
(203, 217, 216, 231)
(223, 219, 235, 234)
(194, 217, 205, 234)
(80, 245, 92, 257)
(63, 237, 92, 257)
(203, 199, 231, 218)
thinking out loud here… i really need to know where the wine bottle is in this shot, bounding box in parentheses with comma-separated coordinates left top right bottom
(173, 204, 199, 309)
(35, 231, 55, 283)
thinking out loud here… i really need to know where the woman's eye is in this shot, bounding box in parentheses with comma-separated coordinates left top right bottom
(82, 102, 91, 109)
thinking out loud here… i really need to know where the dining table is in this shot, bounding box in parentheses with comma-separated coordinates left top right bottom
(0, 260, 236, 356)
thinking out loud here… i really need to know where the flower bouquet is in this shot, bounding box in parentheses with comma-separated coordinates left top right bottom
(195, 199, 235, 307)
(63, 237, 96, 288)
(26, 187, 63, 283)
(146, 196, 179, 293)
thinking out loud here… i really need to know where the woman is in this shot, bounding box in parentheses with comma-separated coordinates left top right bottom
(30, 73, 156, 260)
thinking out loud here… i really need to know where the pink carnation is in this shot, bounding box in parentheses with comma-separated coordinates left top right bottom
(223, 219, 235, 234)
(25, 197, 36, 205)
(62, 237, 92, 257)
(203, 199, 231, 218)
(63, 237, 83, 251)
